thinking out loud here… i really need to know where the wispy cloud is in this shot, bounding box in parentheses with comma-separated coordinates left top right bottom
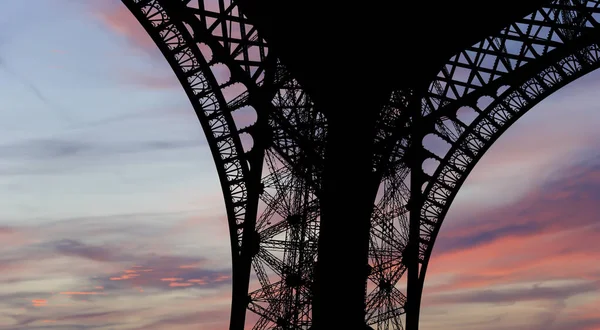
(91, 1, 161, 58)
(422, 155, 600, 329)
(21, 138, 198, 158)
(0, 207, 231, 329)
(0, 55, 75, 124)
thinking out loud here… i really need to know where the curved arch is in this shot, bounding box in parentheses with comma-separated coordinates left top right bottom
(390, 3, 600, 328)
(123, 0, 250, 260)
(123, 1, 401, 329)
(123, 1, 329, 329)
(422, 0, 598, 118)
(419, 29, 600, 286)
(371, 11, 600, 325)
(122, 1, 600, 329)
(415, 0, 600, 273)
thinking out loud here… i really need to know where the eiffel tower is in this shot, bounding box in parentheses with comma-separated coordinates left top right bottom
(122, 0, 599, 329)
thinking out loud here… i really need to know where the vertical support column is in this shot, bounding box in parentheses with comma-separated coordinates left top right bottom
(229, 258, 250, 330)
(312, 98, 379, 330)
(148, 5, 260, 329)
(229, 117, 269, 330)
(405, 99, 425, 330)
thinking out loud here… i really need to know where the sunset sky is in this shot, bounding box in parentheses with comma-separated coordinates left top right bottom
(0, 0, 598, 329)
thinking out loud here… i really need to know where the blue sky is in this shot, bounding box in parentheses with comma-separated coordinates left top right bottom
(0, 1, 598, 329)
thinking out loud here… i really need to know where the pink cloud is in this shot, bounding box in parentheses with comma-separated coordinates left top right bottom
(91, 3, 238, 96)
(93, 3, 157, 53)
(420, 158, 600, 329)
(120, 71, 179, 90)
(88, 3, 184, 91)
(214, 275, 230, 282)
(448, 80, 600, 217)
(59, 291, 104, 295)
(179, 263, 201, 269)
(188, 279, 207, 285)
(110, 273, 140, 281)
(0, 226, 35, 249)
(162, 213, 230, 241)
(98, 256, 229, 293)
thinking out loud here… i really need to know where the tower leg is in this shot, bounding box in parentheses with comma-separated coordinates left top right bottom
(405, 178, 423, 330)
(312, 103, 379, 329)
(229, 263, 249, 330)
(405, 102, 426, 330)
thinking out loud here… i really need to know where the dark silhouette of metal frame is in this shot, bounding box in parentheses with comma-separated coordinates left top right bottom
(122, 0, 600, 329)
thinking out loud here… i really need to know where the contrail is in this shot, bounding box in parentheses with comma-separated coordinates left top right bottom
(0, 55, 76, 125)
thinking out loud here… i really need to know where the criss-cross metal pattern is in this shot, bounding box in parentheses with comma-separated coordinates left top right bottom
(122, 1, 325, 329)
(123, 0, 600, 328)
(417, 0, 600, 277)
(365, 163, 410, 329)
(123, 0, 421, 328)
(355, 0, 600, 328)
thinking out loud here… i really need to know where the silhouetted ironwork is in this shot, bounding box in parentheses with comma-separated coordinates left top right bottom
(122, 0, 600, 329)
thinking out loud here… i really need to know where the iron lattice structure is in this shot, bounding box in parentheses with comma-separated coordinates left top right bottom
(122, 0, 600, 329)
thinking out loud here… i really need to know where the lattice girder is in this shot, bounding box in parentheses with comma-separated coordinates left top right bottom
(123, 1, 326, 329)
(419, 40, 600, 281)
(125, 1, 417, 329)
(365, 2, 600, 329)
(123, 0, 252, 257)
(377, 2, 600, 181)
(423, 0, 599, 117)
(122, 1, 600, 330)
(418, 0, 600, 272)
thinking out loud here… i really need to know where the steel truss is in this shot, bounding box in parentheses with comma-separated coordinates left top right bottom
(418, 0, 600, 286)
(122, 0, 396, 329)
(382, 1, 600, 328)
(123, 0, 600, 329)
(123, 1, 323, 329)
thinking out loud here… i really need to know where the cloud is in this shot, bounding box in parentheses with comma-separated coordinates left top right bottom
(0, 208, 232, 329)
(443, 71, 600, 218)
(91, 2, 160, 58)
(0, 55, 75, 124)
(131, 309, 230, 330)
(50, 239, 126, 263)
(427, 281, 599, 306)
(437, 155, 600, 254)
(91, 2, 235, 96)
(89, 2, 188, 90)
(0, 136, 206, 178)
(98, 255, 230, 293)
(0, 226, 33, 249)
(119, 69, 180, 90)
(59, 292, 104, 296)
(0, 137, 201, 162)
(11, 309, 136, 328)
(421, 155, 600, 329)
